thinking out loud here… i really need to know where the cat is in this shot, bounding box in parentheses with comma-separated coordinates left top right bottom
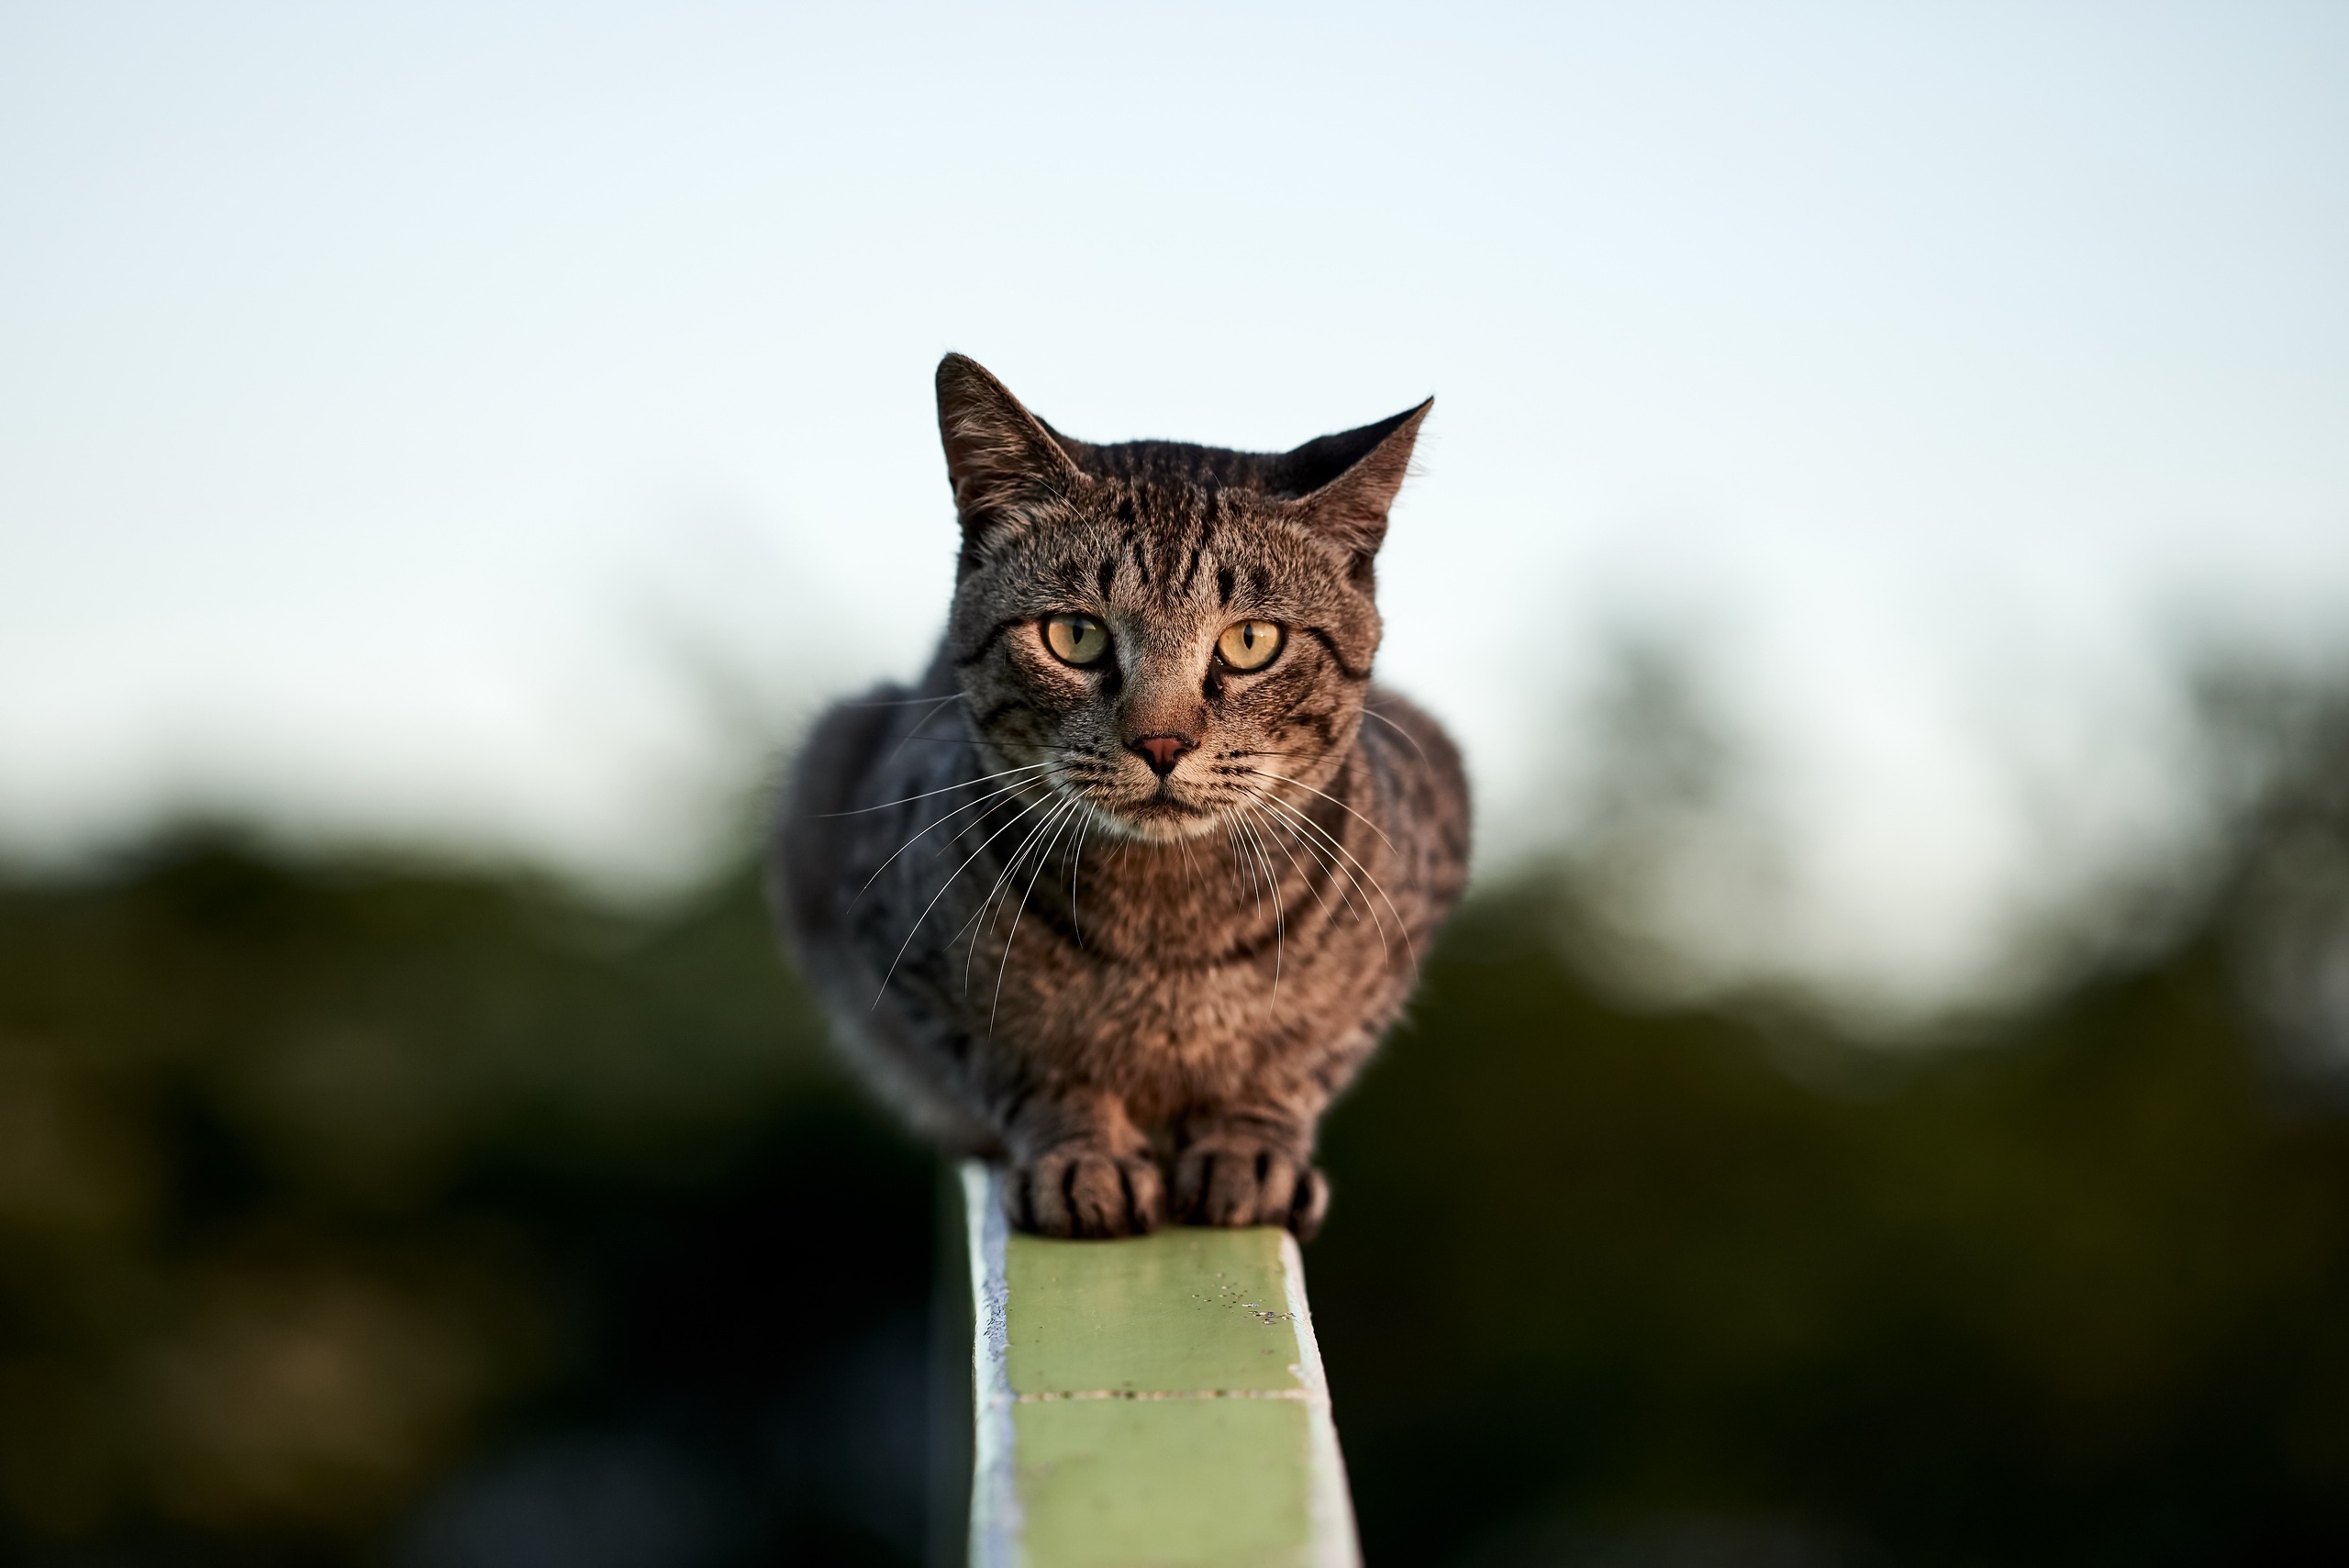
(772, 354, 1469, 1240)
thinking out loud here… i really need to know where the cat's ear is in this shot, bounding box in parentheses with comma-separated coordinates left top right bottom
(1282, 398, 1432, 564)
(936, 354, 1085, 541)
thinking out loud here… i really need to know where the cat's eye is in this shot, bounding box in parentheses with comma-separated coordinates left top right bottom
(1217, 619, 1284, 672)
(1042, 613, 1111, 667)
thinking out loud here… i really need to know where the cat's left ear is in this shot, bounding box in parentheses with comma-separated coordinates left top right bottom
(936, 353, 1085, 546)
(1283, 398, 1432, 566)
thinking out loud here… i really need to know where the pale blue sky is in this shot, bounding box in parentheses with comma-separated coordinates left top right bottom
(4, 2, 2344, 1004)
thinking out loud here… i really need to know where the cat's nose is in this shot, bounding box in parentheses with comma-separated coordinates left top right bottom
(1130, 734, 1195, 775)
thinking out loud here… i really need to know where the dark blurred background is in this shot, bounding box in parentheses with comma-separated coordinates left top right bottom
(7, 5, 2349, 1564)
(6, 663, 2348, 1566)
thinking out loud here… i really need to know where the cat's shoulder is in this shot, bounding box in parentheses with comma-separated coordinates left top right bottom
(790, 681, 915, 815)
(1360, 685, 1465, 783)
(1359, 684, 1472, 850)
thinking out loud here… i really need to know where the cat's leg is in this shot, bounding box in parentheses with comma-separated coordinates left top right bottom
(999, 1085, 1164, 1239)
(1172, 1102, 1331, 1240)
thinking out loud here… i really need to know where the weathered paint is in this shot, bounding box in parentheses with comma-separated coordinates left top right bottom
(962, 1162, 1359, 1568)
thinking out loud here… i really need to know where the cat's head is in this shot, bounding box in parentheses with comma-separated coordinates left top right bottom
(935, 353, 1428, 843)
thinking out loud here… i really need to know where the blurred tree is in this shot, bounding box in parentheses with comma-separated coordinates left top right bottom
(1312, 677, 2349, 1567)
(0, 839, 932, 1565)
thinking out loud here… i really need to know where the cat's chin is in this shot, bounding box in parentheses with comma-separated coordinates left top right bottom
(1093, 796, 1221, 845)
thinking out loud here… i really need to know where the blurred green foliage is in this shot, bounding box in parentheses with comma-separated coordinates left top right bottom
(3, 679, 2347, 1565)
(1316, 673, 2349, 1565)
(1319, 894, 2349, 1565)
(0, 843, 931, 1563)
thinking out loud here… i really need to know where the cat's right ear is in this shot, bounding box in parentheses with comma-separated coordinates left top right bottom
(936, 354, 1085, 547)
(1281, 398, 1432, 571)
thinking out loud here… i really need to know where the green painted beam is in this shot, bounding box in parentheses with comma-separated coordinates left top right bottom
(960, 1162, 1360, 1568)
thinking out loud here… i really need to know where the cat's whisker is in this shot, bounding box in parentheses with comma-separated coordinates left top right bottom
(1266, 798, 1414, 968)
(1225, 817, 1264, 925)
(1276, 823, 1378, 949)
(1240, 768, 1399, 854)
(1246, 799, 1341, 931)
(1255, 800, 1368, 931)
(990, 795, 1086, 1035)
(986, 789, 1089, 933)
(960, 795, 1058, 944)
(1230, 806, 1284, 1002)
(896, 735, 1029, 751)
(820, 760, 1052, 818)
(1240, 807, 1277, 990)
(1240, 760, 1381, 850)
(1067, 811, 1089, 950)
(883, 691, 981, 764)
(935, 765, 1091, 853)
(1175, 831, 1203, 900)
(958, 789, 1066, 917)
(959, 801, 1044, 992)
(873, 783, 1064, 1007)
(839, 691, 970, 709)
(1256, 792, 1410, 965)
(961, 794, 1081, 997)
(1358, 704, 1433, 765)
(991, 795, 1080, 936)
(853, 772, 1057, 900)
(1249, 821, 1268, 919)
(960, 821, 1045, 995)
(940, 784, 1045, 852)
(1231, 805, 1272, 909)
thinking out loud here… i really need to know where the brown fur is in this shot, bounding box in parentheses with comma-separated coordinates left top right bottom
(773, 355, 1470, 1239)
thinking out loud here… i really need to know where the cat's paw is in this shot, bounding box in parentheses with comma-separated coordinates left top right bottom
(1174, 1139, 1330, 1240)
(1007, 1149, 1165, 1239)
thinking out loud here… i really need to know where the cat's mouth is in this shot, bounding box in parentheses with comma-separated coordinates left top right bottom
(1085, 784, 1215, 841)
(1127, 796, 1204, 822)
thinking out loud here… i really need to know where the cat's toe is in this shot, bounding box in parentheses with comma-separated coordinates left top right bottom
(1174, 1141, 1330, 1240)
(1008, 1150, 1163, 1239)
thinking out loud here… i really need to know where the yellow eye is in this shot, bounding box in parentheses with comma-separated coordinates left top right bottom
(1042, 613, 1110, 666)
(1217, 619, 1284, 672)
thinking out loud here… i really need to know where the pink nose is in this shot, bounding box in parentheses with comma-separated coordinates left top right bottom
(1131, 734, 1194, 775)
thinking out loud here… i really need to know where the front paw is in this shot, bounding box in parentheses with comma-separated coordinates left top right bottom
(1174, 1138, 1330, 1240)
(1007, 1149, 1165, 1239)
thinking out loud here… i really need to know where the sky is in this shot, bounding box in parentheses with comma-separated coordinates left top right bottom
(3, 1, 2345, 1009)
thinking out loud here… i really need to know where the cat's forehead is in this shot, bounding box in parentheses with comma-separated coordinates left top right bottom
(1009, 479, 1327, 607)
(1092, 473, 1255, 528)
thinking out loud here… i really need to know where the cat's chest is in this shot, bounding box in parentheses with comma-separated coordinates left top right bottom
(1037, 838, 1303, 962)
(973, 841, 1395, 1049)
(976, 904, 1393, 1112)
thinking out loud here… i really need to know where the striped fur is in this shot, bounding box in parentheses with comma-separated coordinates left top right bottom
(773, 355, 1470, 1239)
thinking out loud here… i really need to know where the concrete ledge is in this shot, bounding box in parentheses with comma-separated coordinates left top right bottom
(960, 1162, 1360, 1568)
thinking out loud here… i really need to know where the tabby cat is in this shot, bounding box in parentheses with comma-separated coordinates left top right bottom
(773, 355, 1469, 1239)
